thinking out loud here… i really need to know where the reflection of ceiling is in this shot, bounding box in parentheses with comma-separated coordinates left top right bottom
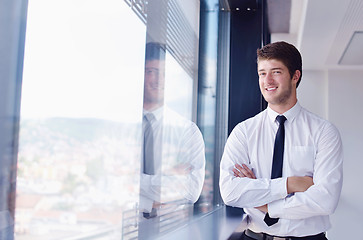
(271, 0, 363, 70)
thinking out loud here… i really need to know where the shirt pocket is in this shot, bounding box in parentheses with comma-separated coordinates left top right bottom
(288, 146, 315, 176)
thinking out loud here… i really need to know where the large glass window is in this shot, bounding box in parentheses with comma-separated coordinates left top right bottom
(16, 0, 214, 239)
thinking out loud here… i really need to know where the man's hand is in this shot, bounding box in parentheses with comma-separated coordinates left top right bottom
(233, 163, 256, 179)
(169, 163, 192, 175)
(287, 176, 314, 194)
(255, 204, 267, 213)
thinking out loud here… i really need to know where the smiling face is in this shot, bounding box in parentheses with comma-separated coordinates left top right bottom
(258, 59, 300, 113)
(143, 59, 165, 110)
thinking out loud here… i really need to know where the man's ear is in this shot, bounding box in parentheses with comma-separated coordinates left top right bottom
(292, 70, 301, 84)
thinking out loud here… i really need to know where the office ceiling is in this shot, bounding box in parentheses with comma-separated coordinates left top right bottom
(271, 0, 363, 70)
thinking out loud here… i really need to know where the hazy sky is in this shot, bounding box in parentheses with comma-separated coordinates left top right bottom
(21, 0, 194, 122)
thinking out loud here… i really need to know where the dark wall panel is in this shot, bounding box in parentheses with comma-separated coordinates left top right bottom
(228, 7, 265, 134)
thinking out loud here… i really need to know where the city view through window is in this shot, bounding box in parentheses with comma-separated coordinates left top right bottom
(15, 1, 212, 239)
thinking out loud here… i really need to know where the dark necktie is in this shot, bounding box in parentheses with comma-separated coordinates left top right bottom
(264, 115, 287, 226)
(142, 113, 159, 219)
(143, 113, 155, 175)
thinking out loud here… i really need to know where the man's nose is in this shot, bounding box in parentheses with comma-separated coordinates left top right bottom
(145, 72, 157, 82)
(265, 72, 274, 84)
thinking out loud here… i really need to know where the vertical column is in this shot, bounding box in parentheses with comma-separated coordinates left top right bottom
(138, 1, 168, 238)
(228, 1, 265, 133)
(145, 0, 168, 44)
(0, 0, 28, 238)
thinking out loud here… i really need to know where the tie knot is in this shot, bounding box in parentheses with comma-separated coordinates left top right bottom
(144, 113, 155, 123)
(276, 115, 286, 125)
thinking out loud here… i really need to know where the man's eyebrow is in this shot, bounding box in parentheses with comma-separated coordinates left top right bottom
(258, 67, 283, 72)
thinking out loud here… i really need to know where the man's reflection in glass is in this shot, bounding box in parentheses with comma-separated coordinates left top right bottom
(138, 42, 205, 238)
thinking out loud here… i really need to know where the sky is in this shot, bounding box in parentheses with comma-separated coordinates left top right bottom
(21, 0, 195, 123)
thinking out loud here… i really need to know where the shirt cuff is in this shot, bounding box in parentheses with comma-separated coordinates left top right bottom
(139, 195, 153, 212)
(268, 198, 284, 218)
(268, 177, 288, 218)
(270, 177, 288, 200)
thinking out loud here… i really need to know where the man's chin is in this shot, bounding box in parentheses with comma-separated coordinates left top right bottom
(144, 98, 164, 106)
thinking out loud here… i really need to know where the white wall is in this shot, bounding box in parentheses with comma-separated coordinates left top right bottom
(298, 70, 328, 119)
(327, 70, 363, 240)
(299, 69, 363, 240)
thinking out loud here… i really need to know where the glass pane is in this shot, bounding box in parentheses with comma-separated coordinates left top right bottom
(137, 43, 204, 239)
(16, 0, 211, 239)
(135, 0, 206, 238)
(17, 0, 146, 239)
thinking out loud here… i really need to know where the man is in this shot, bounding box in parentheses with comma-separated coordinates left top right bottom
(219, 41, 343, 240)
(139, 42, 205, 220)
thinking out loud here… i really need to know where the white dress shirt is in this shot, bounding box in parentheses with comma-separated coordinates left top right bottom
(140, 106, 206, 212)
(219, 102, 343, 237)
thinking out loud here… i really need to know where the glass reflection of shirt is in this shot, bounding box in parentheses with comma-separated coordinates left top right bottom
(139, 106, 205, 213)
(219, 102, 343, 237)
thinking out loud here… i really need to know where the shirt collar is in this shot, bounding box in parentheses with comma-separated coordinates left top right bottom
(267, 101, 301, 124)
(143, 106, 164, 122)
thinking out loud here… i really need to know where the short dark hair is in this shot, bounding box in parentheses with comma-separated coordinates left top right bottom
(145, 42, 166, 62)
(257, 41, 302, 88)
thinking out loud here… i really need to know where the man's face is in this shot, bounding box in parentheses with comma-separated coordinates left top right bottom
(143, 59, 165, 105)
(258, 59, 299, 109)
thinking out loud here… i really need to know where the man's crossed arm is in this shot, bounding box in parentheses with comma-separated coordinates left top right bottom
(233, 163, 314, 213)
